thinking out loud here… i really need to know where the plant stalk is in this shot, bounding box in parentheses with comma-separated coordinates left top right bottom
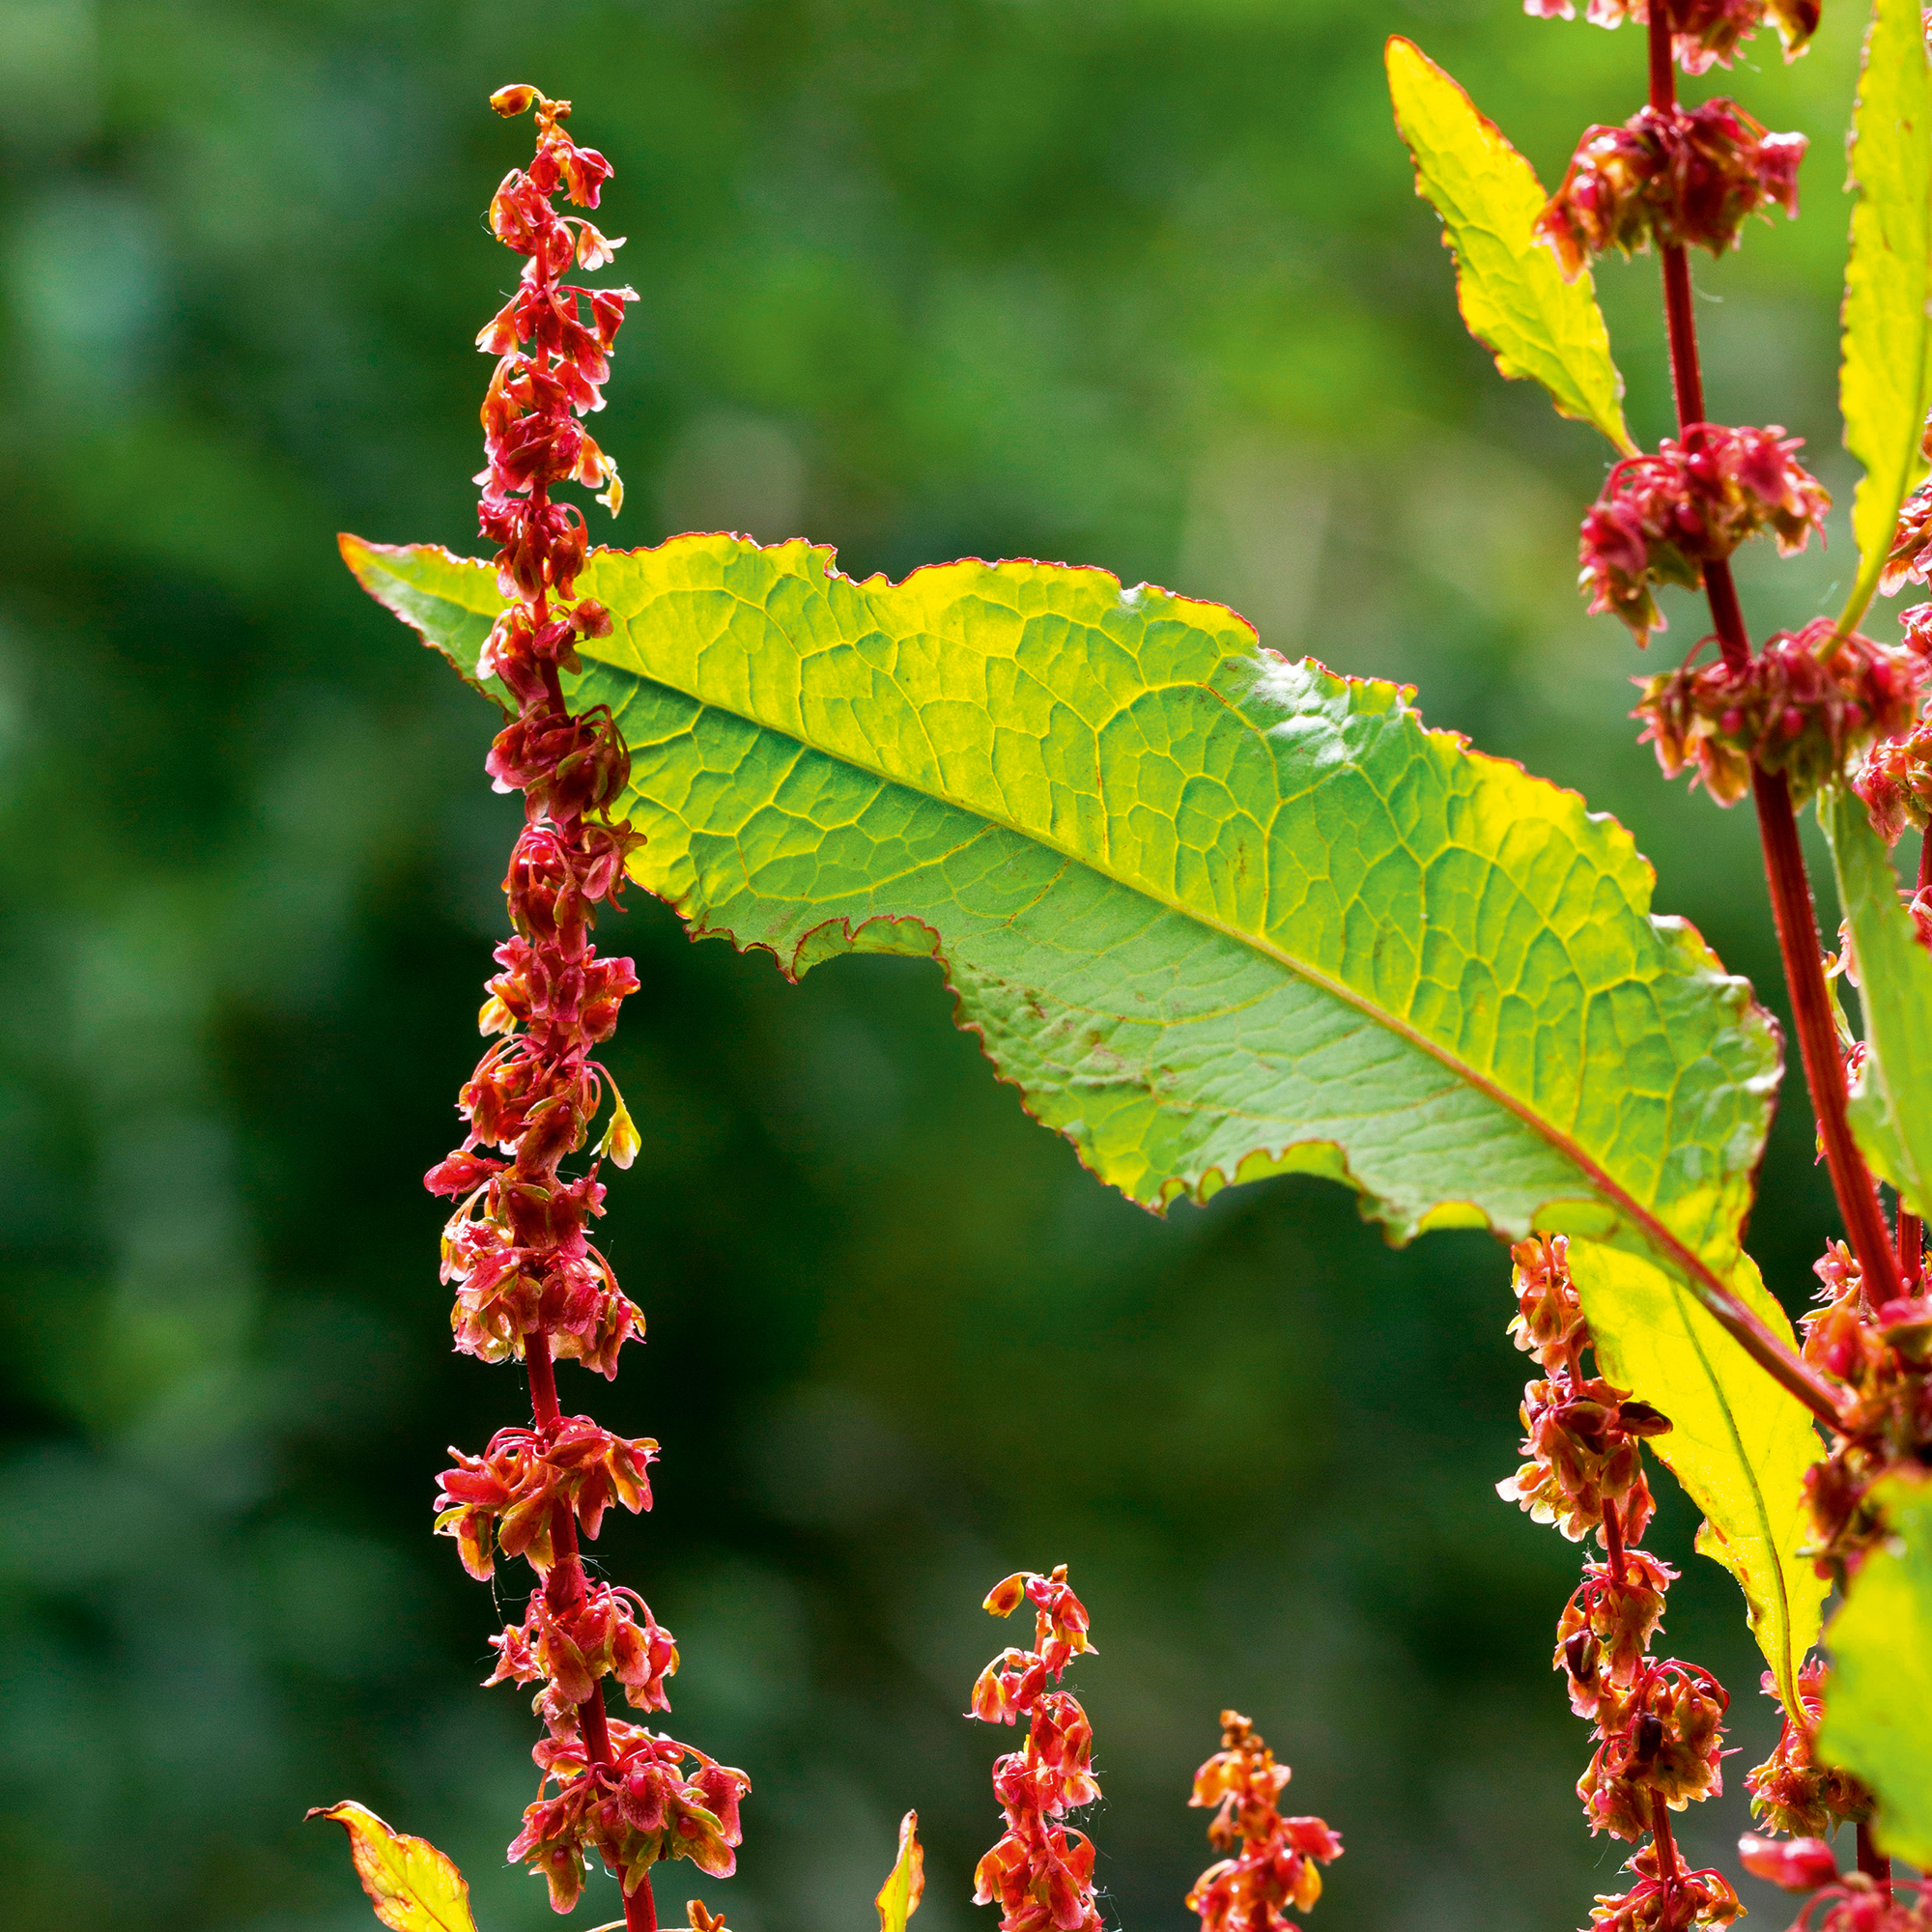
(1643, 10, 1902, 1320)
(1899, 838, 1932, 1288)
(1856, 1822, 1892, 1895)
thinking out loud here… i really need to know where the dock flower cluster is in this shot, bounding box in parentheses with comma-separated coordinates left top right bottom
(968, 1568, 1103, 1932)
(1185, 1713, 1342, 1932)
(1497, 1237, 1739, 1932)
(421, 85, 745, 1923)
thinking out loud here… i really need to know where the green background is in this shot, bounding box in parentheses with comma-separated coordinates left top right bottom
(0, 2, 1896, 1928)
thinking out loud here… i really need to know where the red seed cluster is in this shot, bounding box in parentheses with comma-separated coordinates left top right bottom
(1799, 1243, 1932, 1589)
(1743, 1659, 1871, 1841)
(969, 1569, 1103, 1932)
(510, 1725, 750, 1917)
(1496, 1238, 1739, 1932)
(1579, 425, 1829, 644)
(1521, 0, 1819, 73)
(1185, 1714, 1342, 1932)
(1634, 620, 1927, 808)
(1537, 99, 1804, 279)
(425, 85, 746, 1919)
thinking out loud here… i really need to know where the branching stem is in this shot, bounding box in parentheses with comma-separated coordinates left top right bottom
(1643, 9, 1901, 1321)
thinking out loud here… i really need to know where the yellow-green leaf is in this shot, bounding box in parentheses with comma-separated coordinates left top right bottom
(306, 1801, 480, 1932)
(343, 535, 1788, 1369)
(1386, 37, 1634, 454)
(1820, 788, 1932, 1217)
(875, 1811, 925, 1932)
(1838, 0, 1932, 631)
(338, 533, 513, 713)
(1819, 1472, 1932, 1866)
(1570, 1242, 1827, 1720)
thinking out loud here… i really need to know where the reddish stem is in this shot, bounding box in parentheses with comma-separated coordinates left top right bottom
(1650, 1791, 1683, 1925)
(1856, 1822, 1892, 1896)
(1602, 1497, 1628, 1584)
(1751, 769, 1904, 1306)
(1640, 6, 1899, 1320)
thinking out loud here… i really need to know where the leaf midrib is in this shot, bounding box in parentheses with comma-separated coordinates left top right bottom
(579, 602, 1728, 1288)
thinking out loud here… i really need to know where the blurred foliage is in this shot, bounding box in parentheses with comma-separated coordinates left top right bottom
(0, 2, 1893, 1930)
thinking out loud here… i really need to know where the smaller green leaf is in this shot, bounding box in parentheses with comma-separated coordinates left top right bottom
(1570, 1241, 1827, 1719)
(1821, 789, 1932, 1217)
(1820, 1471, 1932, 1867)
(875, 1812, 925, 1932)
(338, 534, 511, 712)
(1838, 0, 1932, 631)
(306, 1802, 480, 1932)
(1386, 36, 1634, 454)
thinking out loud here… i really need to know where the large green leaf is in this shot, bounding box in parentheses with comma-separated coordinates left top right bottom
(1386, 37, 1634, 455)
(1838, 0, 1932, 630)
(344, 533, 1783, 1331)
(1570, 1243, 1826, 1720)
(1819, 1472, 1932, 1868)
(1820, 788, 1932, 1217)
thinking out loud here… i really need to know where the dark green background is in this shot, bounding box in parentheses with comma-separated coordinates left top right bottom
(0, 2, 1898, 1928)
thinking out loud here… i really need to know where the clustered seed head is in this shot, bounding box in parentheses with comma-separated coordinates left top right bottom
(1784, 1880, 1932, 1932)
(1185, 1713, 1342, 1932)
(1634, 620, 1927, 808)
(509, 1726, 750, 1915)
(425, 85, 747, 1918)
(1853, 714, 1932, 843)
(1521, 0, 1819, 72)
(1496, 1239, 1738, 1932)
(1537, 100, 1804, 279)
(1578, 426, 1829, 645)
(436, 1415, 658, 1578)
(1742, 1661, 1870, 1840)
(969, 1568, 1103, 1932)
(1798, 1241, 1932, 1590)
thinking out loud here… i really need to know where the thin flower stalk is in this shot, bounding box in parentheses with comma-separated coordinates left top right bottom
(426, 84, 747, 1927)
(1185, 1713, 1341, 1932)
(1498, 1236, 1739, 1932)
(968, 1568, 1104, 1932)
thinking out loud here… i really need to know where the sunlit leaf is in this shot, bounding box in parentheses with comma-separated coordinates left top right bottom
(1820, 789, 1932, 1217)
(876, 1811, 925, 1932)
(1385, 37, 1634, 454)
(1838, 0, 1932, 629)
(344, 534, 1782, 1350)
(306, 1801, 480, 1932)
(1819, 1472, 1932, 1867)
(1570, 1243, 1826, 1720)
(338, 533, 512, 712)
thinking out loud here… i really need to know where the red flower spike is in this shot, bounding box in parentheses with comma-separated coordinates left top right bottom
(1577, 1660, 1729, 1839)
(1580, 426, 1830, 645)
(1796, 1232, 1932, 1586)
(406, 91, 749, 1921)
(1538, 100, 1804, 278)
(1794, 1879, 1932, 1932)
(1494, 1236, 1744, 1932)
(1524, 0, 1818, 71)
(1186, 1712, 1342, 1932)
(968, 1567, 1104, 1932)
(1635, 620, 1923, 810)
(1590, 1856, 1743, 1932)
(1884, 481, 1932, 595)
